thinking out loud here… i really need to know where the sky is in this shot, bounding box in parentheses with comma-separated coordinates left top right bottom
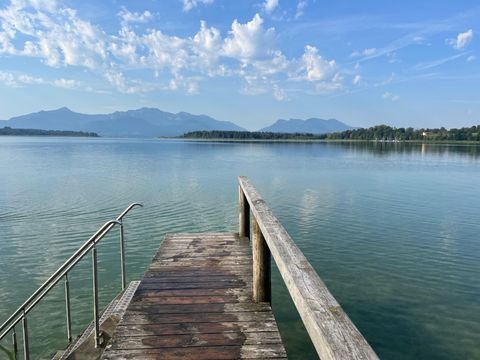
(0, 0, 478, 130)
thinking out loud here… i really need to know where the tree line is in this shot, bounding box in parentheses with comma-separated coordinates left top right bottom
(0, 127, 99, 137)
(182, 125, 480, 141)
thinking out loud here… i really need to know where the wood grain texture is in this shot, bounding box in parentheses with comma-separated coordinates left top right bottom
(239, 185, 250, 238)
(239, 176, 379, 360)
(102, 232, 286, 359)
(252, 216, 271, 303)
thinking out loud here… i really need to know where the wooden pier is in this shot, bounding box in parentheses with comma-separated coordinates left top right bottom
(0, 177, 379, 359)
(102, 177, 378, 359)
(102, 232, 286, 359)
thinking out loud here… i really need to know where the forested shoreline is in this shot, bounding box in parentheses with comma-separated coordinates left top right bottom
(0, 127, 99, 137)
(182, 125, 480, 142)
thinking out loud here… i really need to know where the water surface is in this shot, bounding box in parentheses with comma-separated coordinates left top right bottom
(0, 137, 479, 359)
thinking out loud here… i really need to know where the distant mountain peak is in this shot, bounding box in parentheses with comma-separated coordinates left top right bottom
(260, 117, 352, 134)
(56, 107, 73, 112)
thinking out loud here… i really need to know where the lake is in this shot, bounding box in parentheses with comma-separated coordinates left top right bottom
(1, 137, 480, 359)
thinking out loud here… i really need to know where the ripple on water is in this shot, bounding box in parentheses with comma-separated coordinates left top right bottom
(1, 139, 480, 359)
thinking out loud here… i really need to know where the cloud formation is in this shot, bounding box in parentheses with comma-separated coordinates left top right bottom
(182, 0, 214, 12)
(295, 1, 307, 19)
(0, 0, 342, 99)
(262, 0, 279, 14)
(447, 29, 473, 50)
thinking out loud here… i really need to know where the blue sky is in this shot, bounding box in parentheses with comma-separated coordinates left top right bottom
(0, 0, 478, 129)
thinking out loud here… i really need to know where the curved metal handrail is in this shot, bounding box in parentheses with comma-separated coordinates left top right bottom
(0, 203, 143, 357)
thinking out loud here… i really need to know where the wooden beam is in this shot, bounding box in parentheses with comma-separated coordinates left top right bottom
(239, 184, 250, 239)
(238, 176, 379, 360)
(252, 216, 271, 303)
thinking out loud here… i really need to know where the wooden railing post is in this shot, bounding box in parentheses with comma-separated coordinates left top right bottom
(252, 216, 271, 303)
(238, 176, 379, 359)
(239, 185, 250, 239)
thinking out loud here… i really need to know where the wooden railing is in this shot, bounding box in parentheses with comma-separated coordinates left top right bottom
(238, 176, 379, 360)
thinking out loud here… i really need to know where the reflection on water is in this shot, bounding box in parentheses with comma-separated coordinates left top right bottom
(0, 137, 480, 359)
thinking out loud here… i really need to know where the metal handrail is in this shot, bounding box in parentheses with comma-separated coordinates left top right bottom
(0, 203, 143, 359)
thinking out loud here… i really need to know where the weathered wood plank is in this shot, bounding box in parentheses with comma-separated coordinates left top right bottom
(113, 322, 283, 336)
(126, 303, 272, 314)
(239, 176, 378, 360)
(133, 288, 249, 298)
(103, 232, 286, 359)
(136, 281, 250, 291)
(103, 344, 287, 359)
(130, 295, 250, 305)
(139, 276, 252, 284)
(109, 331, 283, 349)
(120, 311, 276, 325)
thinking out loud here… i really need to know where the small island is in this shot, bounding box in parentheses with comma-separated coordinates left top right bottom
(0, 127, 99, 137)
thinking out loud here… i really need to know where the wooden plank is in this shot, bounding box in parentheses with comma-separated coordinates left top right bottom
(109, 332, 283, 349)
(133, 288, 249, 298)
(103, 232, 286, 359)
(113, 322, 283, 336)
(130, 295, 250, 305)
(103, 344, 287, 359)
(239, 176, 378, 360)
(139, 276, 251, 283)
(126, 303, 272, 314)
(120, 311, 276, 325)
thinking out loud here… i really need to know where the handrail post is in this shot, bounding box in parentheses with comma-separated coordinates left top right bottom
(119, 220, 126, 291)
(252, 216, 271, 303)
(92, 242, 101, 348)
(64, 273, 72, 343)
(22, 311, 29, 360)
(12, 326, 17, 356)
(239, 185, 250, 239)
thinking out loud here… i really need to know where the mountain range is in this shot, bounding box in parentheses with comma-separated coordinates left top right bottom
(1, 107, 352, 137)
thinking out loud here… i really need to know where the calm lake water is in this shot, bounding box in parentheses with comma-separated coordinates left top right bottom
(1, 137, 480, 359)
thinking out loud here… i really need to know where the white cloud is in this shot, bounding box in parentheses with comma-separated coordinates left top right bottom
(272, 83, 287, 101)
(186, 81, 199, 94)
(54, 78, 79, 88)
(298, 45, 336, 82)
(466, 55, 476, 62)
(118, 7, 152, 26)
(244, 51, 289, 80)
(182, 0, 214, 12)
(0, 72, 21, 87)
(223, 14, 276, 60)
(18, 74, 44, 84)
(383, 91, 399, 101)
(412, 36, 425, 44)
(295, 1, 307, 20)
(352, 74, 361, 85)
(0, 71, 45, 87)
(192, 20, 222, 70)
(447, 29, 473, 50)
(351, 47, 377, 57)
(262, 0, 279, 14)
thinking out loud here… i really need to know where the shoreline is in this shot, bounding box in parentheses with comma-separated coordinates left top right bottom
(171, 138, 480, 145)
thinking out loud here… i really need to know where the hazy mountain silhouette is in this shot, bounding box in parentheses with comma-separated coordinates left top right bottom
(260, 118, 352, 134)
(3, 108, 353, 137)
(5, 107, 245, 137)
